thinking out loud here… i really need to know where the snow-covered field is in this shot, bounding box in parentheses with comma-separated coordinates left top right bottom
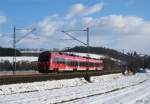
(0, 56, 38, 62)
(0, 70, 150, 104)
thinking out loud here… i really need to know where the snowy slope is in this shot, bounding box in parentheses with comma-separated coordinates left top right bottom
(0, 70, 150, 104)
(65, 52, 121, 62)
(65, 52, 105, 59)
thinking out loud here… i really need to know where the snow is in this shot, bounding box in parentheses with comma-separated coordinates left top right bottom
(0, 56, 38, 62)
(1, 70, 150, 104)
(65, 52, 121, 62)
(0, 78, 87, 95)
(20, 50, 42, 53)
(65, 52, 105, 59)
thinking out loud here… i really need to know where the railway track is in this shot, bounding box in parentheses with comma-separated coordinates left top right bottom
(0, 70, 121, 85)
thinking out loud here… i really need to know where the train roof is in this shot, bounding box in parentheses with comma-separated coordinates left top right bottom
(39, 51, 102, 60)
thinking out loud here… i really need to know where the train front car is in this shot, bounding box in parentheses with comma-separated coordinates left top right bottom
(37, 52, 104, 73)
(38, 51, 51, 73)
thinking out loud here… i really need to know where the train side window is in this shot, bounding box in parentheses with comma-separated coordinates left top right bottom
(77, 61, 80, 66)
(80, 62, 82, 66)
(70, 61, 73, 66)
(82, 62, 84, 66)
(66, 60, 71, 66)
(86, 61, 89, 66)
(61, 58, 65, 64)
(53, 57, 58, 63)
(93, 63, 95, 66)
(74, 61, 76, 66)
(66, 60, 68, 65)
(75, 61, 77, 66)
(54, 57, 65, 64)
(73, 61, 75, 66)
(90, 62, 93, 67)
(86, 62, 88, 66)
(79, 62, 81, 66)
(89, 62, 91, 66)
(95, 63, 97, 67)
(82, 62, 85, 66)
(92, 63, 94, 67)
(69, 60, 71, 66)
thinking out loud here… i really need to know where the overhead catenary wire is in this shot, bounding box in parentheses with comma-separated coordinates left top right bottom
(62, 30, 87, 46)
(12, 26, 37, 74)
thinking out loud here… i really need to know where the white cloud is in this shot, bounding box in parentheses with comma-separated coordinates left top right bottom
(91, 15, 150, 53)
(99, 15, 144, 33)
(66, 3, 103, 19)
(37, 16, 64, 36)
(0, 15, 7, 47)
(85, 3, 103, 15)
(0, 15, 6, 24)
(18, 14, 150, 54)
(8, 3, 150, 54)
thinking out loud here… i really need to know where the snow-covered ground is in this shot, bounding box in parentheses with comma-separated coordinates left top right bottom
(0, 70, 150, 104)
(0, 56, 38, 62)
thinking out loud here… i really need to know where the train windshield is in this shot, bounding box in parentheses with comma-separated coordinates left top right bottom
(38, 52, 50, 62)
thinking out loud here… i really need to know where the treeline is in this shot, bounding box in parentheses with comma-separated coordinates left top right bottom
(143, 56, 150, 69)
(63, 46, 134, 61)
(0, 47, 22, 56)
(0, 47, 38, 71)
(0, 60, 37, 71)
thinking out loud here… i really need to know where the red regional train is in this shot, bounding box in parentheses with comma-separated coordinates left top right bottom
(37, 51, 104, 73)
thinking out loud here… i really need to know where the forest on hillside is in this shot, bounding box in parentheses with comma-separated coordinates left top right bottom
(0, 47, 21, 56)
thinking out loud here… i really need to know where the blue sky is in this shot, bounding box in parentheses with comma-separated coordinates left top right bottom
(1, 0, 150, 31)
(0, 0, 150, 54)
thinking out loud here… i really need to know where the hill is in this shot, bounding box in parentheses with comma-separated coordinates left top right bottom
(63, 46, 136, 61)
